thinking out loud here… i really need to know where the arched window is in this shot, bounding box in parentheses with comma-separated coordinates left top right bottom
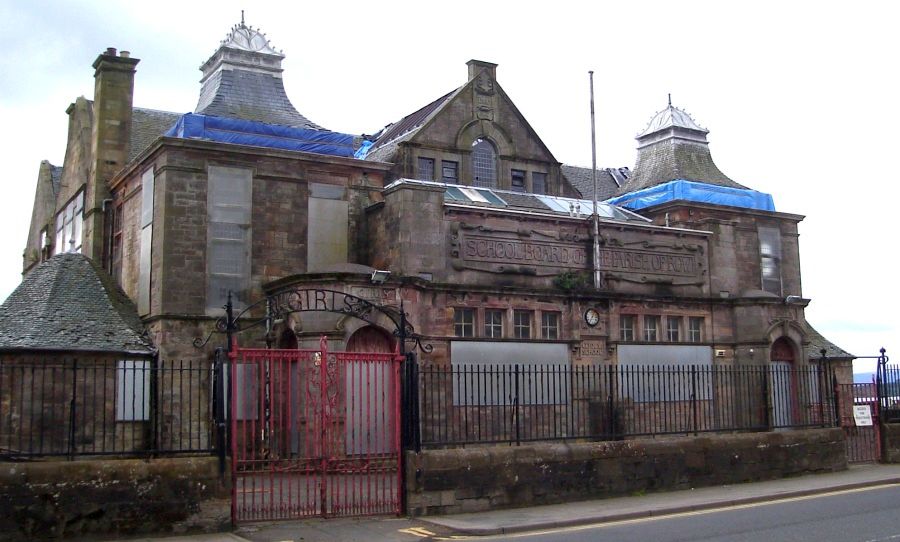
(471, 138, 497, 188)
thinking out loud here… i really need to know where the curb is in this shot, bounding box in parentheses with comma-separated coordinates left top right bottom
(427, 478, 900, 536)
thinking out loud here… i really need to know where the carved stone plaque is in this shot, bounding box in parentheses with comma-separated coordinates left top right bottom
(580, 340, 605, 357)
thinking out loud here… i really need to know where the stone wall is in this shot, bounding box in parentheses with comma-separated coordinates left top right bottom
(0, 457, 229, 541)
(881, 423, 900, 463)
(405, 428, 846, 515)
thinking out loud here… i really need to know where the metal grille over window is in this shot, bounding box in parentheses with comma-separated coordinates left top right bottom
(417, 157, 435, 181)
(207, 166, 252, 312)
(532, 172, 547, 195)
(441, 161, 458, 183)
(471, 138, 497, 188)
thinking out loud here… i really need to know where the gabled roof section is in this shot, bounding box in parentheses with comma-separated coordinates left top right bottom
(0, 254, 154, 354)
(363, 59, 560, 167)
(195, 21, 324, 130)
(363, 90, 458, 163)
(562, 165, 628, 201)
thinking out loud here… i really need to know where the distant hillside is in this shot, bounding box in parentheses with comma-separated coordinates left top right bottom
(854, 372, 876, 384)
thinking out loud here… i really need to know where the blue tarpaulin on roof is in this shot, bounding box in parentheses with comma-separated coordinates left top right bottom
(354, 139, 374, 159)
(605, 179, 775, 212)
(164, 113, 358, 157)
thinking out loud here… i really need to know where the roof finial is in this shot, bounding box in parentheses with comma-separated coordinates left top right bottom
(241, 9, 245, 25)
(668, 93, 672, 107)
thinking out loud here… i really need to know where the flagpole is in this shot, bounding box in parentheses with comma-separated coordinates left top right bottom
(589, 71, 601, 290)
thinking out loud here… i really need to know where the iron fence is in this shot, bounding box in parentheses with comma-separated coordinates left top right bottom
(0, 358, 216, 459)
(419, 363, 836, 447)
(878, 363, 900, 423)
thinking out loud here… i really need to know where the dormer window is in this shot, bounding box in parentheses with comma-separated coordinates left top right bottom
(471, 138, 497, 189)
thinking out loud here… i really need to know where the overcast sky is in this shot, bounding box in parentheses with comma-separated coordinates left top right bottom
(0, 0, 895, 371)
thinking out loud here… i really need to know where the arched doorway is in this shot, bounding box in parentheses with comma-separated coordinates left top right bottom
(769, 337, 796, 427)
(345, 326, 396, 456)
(347, 325, 393, 352)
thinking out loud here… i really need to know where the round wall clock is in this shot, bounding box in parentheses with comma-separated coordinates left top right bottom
(584, 308, 600, 327)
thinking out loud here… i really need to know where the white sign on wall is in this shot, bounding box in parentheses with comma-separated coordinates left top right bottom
(853, 405, 873, 426)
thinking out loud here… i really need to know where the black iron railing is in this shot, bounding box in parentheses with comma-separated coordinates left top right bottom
(0, 358, 216, 459)
(419, 363, 836, 447)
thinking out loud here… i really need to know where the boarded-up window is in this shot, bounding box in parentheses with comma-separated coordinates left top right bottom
(307, 183, 348, 272)
(616, 345, 713, 402)
(759, 225, 782, 296)
(207, 166, 252, 312)
(532, 172, 547, 195)
(224, 363, 259, 420)
(138, 170, 154, 315)
(450, 341, 570, 406)
(116, 360, 151, 421)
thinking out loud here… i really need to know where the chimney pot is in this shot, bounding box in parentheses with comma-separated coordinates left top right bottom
(120, 50, 130, 58)
(106, 47, 117, 56)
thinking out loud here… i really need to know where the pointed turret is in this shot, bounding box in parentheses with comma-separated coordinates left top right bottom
(195, 20, 323, 130)
(620, 101, 746, 195)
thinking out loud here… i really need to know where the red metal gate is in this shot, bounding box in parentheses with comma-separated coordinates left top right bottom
(229, 337, 403, 522)
(839, 382, 881, 463)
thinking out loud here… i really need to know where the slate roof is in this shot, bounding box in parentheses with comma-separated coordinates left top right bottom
(195, 68, 323, 130)
(619, 104, 748, 196)
(562, 165, 628, 201)
(805, 323, 855, 361)
(0, 254, 154, 354)
(364, 90, 458, 163)
(129, 107, 182, 163)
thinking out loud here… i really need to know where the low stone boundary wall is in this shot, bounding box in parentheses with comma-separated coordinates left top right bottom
(0, 457, 230, 541)
(881, 423, 900, 463)
(405, 428, 846, 515)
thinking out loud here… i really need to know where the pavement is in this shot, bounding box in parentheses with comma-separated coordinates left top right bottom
(109, 463, 900, 541)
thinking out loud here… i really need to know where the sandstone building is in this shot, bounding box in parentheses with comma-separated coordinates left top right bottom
(7, 20, 852, 413)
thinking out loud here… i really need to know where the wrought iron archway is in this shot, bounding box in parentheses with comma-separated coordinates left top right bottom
(194, 286, 428, 480)
(194, 287, 432, 355)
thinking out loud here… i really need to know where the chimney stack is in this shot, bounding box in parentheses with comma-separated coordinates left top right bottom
(467, 59, 497, 81)
(84, 48, 140, 259)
